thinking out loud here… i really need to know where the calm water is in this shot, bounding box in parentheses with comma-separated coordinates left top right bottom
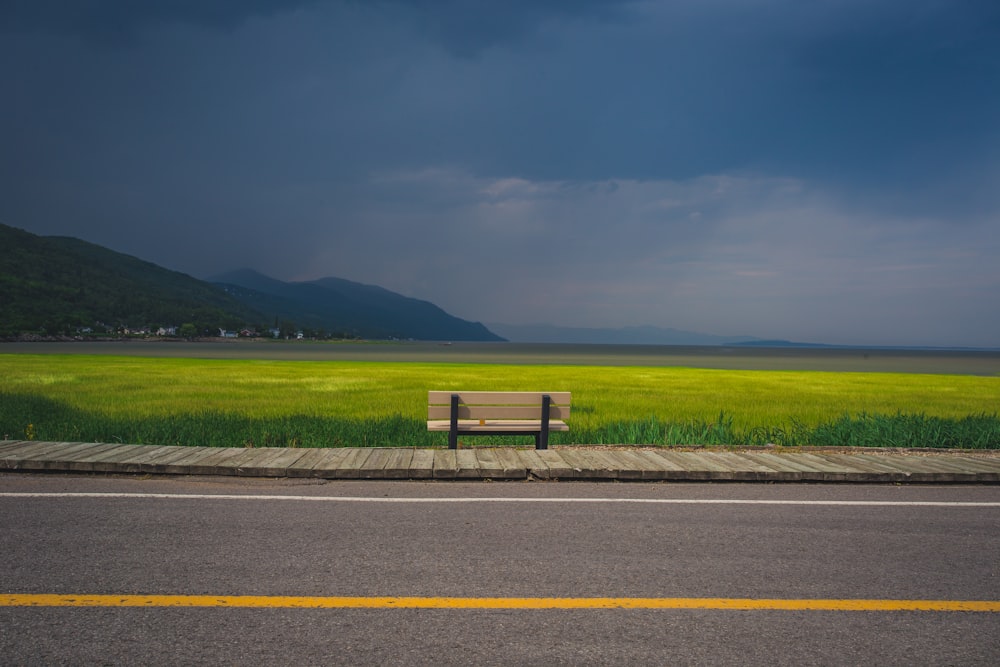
(3, 341, 999, 375)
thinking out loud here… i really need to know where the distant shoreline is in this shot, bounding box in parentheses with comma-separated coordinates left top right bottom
(3, 340, 999, 376)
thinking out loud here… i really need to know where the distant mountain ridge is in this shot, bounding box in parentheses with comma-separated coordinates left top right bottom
(0, 224, 503, 341)
(486, 323, 762, 346)
(210, 269, 503, 341)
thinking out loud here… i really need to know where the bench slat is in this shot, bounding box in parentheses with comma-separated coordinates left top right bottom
(428, 405, 571, 420)
(428, 391, 571, 405)
(427, 420, 570, 432)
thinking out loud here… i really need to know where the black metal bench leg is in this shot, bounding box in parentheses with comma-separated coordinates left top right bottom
(538, 394, 551, 450)
(449, 393, 459, 449)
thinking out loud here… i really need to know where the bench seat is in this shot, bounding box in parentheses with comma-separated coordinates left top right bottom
(427, 419, 570, 433)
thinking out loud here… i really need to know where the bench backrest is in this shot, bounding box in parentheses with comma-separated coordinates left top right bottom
(428, 391, 571, 421)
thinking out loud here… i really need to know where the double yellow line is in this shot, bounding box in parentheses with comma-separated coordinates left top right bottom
(3, 595, 998, 612)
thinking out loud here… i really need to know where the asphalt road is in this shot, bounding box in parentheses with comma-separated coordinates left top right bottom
(1, 474, 998, 665)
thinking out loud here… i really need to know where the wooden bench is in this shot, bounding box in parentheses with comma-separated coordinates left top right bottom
(428, 391, 571, 450)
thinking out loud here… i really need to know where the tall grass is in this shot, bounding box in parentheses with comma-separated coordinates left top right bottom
(2, 353, 998, 448)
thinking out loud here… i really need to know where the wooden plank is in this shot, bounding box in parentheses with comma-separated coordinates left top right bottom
(83, 445, 171, 473)
(636, 450, 689, 472)
(11, 441, 113, 460)
(60, 444, 138, 471)
(0, 442, 97, 471)
(57, 444, 157, 472)
(407, 449, 435, 479)
(532, 450, 575, 479)
(711, 452, 782, 477)
(556, 450, 616, 479)
(139, 445, 220, 468)
(455, 449, 481, 479)
(380, 448, 415, 479)
(0, 441, 87, 460)
(770, 453, 856, 481)
(822, 454, 923, 481)
(732, 452, 804, 472)
(932, 456, 1000, 473)
(358, 448, 393, 478)
(250, 448, 311, 477)
(432, 450, 458, 479)
(875, 455, 986, 481)
(0, 440, 40, 455)
(812, 452, 933, 482)
(98, 445, 177, 473)
(791, 453, 862, 471)
(694, 452, 755, 474)
(303, 448, 363, 478)
(513, 449, 551, 479)
(737, 453, 813, 479)
(428, 405, 571, 420)
(190, 447, 267, 476)
(821, 453, 907, 473)
(621, 450, 681, 479)
(472, 448, 504, 479)
(283, 448, 346, 477)
(118, 445, 184, 463)
(0, 439, 28, 449)
(170, 447, 251, 475)
(138, 446, 221, 473)
(46, 442, 123, 461)
(659, 451, 741, 480)
(587, 449, 644, 480)
(805, 453, 910, 482)
(156, 447, 234, 474)
(491, 447, 528, 479)
(605, 450, 669, 480)
(429, 391, 571, 405)
(330, 448, 375, 479)
(885, 455, 997, 475)
(843, 454, 944, 481)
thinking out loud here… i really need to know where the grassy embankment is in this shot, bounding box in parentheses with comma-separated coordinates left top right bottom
(1, 354, 998, 448)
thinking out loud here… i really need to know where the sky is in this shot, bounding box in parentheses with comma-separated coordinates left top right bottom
(2, 0, 998, 347)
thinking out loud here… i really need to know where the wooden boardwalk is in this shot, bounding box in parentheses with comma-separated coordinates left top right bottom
(2, 440, 999, 482)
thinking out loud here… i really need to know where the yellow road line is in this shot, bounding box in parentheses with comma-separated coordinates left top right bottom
(2, 595, 998, 612)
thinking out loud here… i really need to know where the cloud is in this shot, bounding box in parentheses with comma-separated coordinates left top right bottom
(270, 167, 999, 346)
(0, 0, 324, 42)
(1, 0, 998, 346)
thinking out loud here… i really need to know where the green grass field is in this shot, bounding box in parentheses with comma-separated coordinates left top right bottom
(2, 353, 998, 448)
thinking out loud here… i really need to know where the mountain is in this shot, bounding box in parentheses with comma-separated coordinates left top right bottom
(0, 223, 265, 336)
(211, 269, 504, 341)
(486, 323, 761, 346)
(0, 223, 503, 341)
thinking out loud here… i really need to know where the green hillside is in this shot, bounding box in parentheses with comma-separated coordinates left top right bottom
(0, 224, 265, 337)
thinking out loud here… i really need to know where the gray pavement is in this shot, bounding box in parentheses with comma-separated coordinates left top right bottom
(2, 477, 999, 665)
(2, 440, 999, 482)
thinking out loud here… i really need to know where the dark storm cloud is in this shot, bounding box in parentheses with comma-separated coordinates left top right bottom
(0, 0, 628, 51)
(383, 0, 631, 57)
(0, 0, 324, 41)
(1, 0, 997, 346)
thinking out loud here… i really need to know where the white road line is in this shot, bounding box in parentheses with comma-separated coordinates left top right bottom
(0, 493, 998, 506)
